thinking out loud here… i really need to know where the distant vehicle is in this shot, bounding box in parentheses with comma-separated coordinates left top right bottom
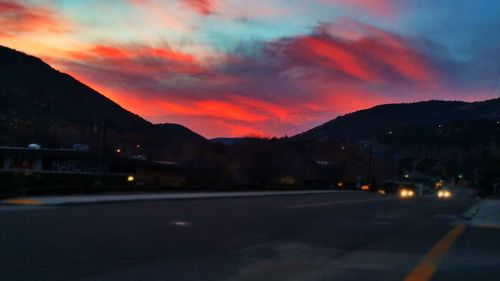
(379, 181, 411, 194)
(335, 181, 357, 190)
(437, 189, 452, 199)
(399, 187, 416, 199)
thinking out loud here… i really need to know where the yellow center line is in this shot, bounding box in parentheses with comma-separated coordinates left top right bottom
(404, 223, 466, 281)
(284, 197, 396, 209)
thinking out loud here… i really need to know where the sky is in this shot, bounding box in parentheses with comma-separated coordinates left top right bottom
(1, 0, 499, 138)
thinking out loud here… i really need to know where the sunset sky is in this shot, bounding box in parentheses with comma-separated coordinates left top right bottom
(2, 0, 499, 137)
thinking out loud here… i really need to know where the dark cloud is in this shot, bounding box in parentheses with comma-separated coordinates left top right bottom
(53, 20, 497, 137)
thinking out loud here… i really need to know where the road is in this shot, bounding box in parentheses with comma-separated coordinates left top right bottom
(1, 188, 499, 281)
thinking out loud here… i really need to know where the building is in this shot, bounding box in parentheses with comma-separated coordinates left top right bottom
(0, 146, 185, 195)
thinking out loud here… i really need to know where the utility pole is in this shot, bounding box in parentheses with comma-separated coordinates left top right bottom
(101, 115, 108, 151)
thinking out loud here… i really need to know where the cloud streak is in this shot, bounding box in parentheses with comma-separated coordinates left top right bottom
(5, 1, 497, 138)
(0, 0, 67, 38)
(49, 20, 482, 138)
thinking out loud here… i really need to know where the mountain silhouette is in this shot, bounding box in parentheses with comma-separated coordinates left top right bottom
(296, 99, 500, 142)
(0, 45, 205, 154)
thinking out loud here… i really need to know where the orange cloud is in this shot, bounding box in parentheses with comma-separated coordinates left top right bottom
(66, 44, 205, 77)
(0, 1, 67, 38)
(71, 45, 197, 63)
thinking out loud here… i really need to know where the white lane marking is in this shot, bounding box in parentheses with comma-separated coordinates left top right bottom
(283, 197, 396, 209)
(170, 221, 191, 227)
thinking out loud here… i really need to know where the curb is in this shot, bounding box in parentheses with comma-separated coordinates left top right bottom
(0, 190, 355, 206)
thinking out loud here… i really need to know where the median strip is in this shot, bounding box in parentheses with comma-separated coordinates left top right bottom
(404, 223, 466, 281)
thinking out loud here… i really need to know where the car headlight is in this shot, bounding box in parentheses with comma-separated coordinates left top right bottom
(400, 189, 415, 198)
(438, 190, 451, 198)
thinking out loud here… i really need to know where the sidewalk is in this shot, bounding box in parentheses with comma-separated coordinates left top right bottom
(1, 190, 351, 206)
(468, 200, 500, 229)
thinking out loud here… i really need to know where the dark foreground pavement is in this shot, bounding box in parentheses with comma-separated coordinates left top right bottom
(1, 188, 498, 281)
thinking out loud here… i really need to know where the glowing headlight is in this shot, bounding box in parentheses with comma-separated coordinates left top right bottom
(400, 189, 415, 198)
(438, 190, 451, 199)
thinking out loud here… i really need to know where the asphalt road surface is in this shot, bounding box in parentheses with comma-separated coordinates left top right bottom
(1, 188, 499, 281)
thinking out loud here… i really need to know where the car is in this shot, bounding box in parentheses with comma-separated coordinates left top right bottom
(399, 188, 415, 198)
(437, 189, 452, 199)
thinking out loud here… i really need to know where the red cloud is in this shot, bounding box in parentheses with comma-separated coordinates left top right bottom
(298, 36, 375, 80)
(67, 45, 205, 78)
(51, 21, 458, 137)
(154, 94, 306, 126)
(183, 0, 213, 15)
(279, 25, 435, 83)
(357, 38, 431, 81)
(0, 1, 66, 38)
(157, 99, 268, 123)
(71, 45, 197, 63)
